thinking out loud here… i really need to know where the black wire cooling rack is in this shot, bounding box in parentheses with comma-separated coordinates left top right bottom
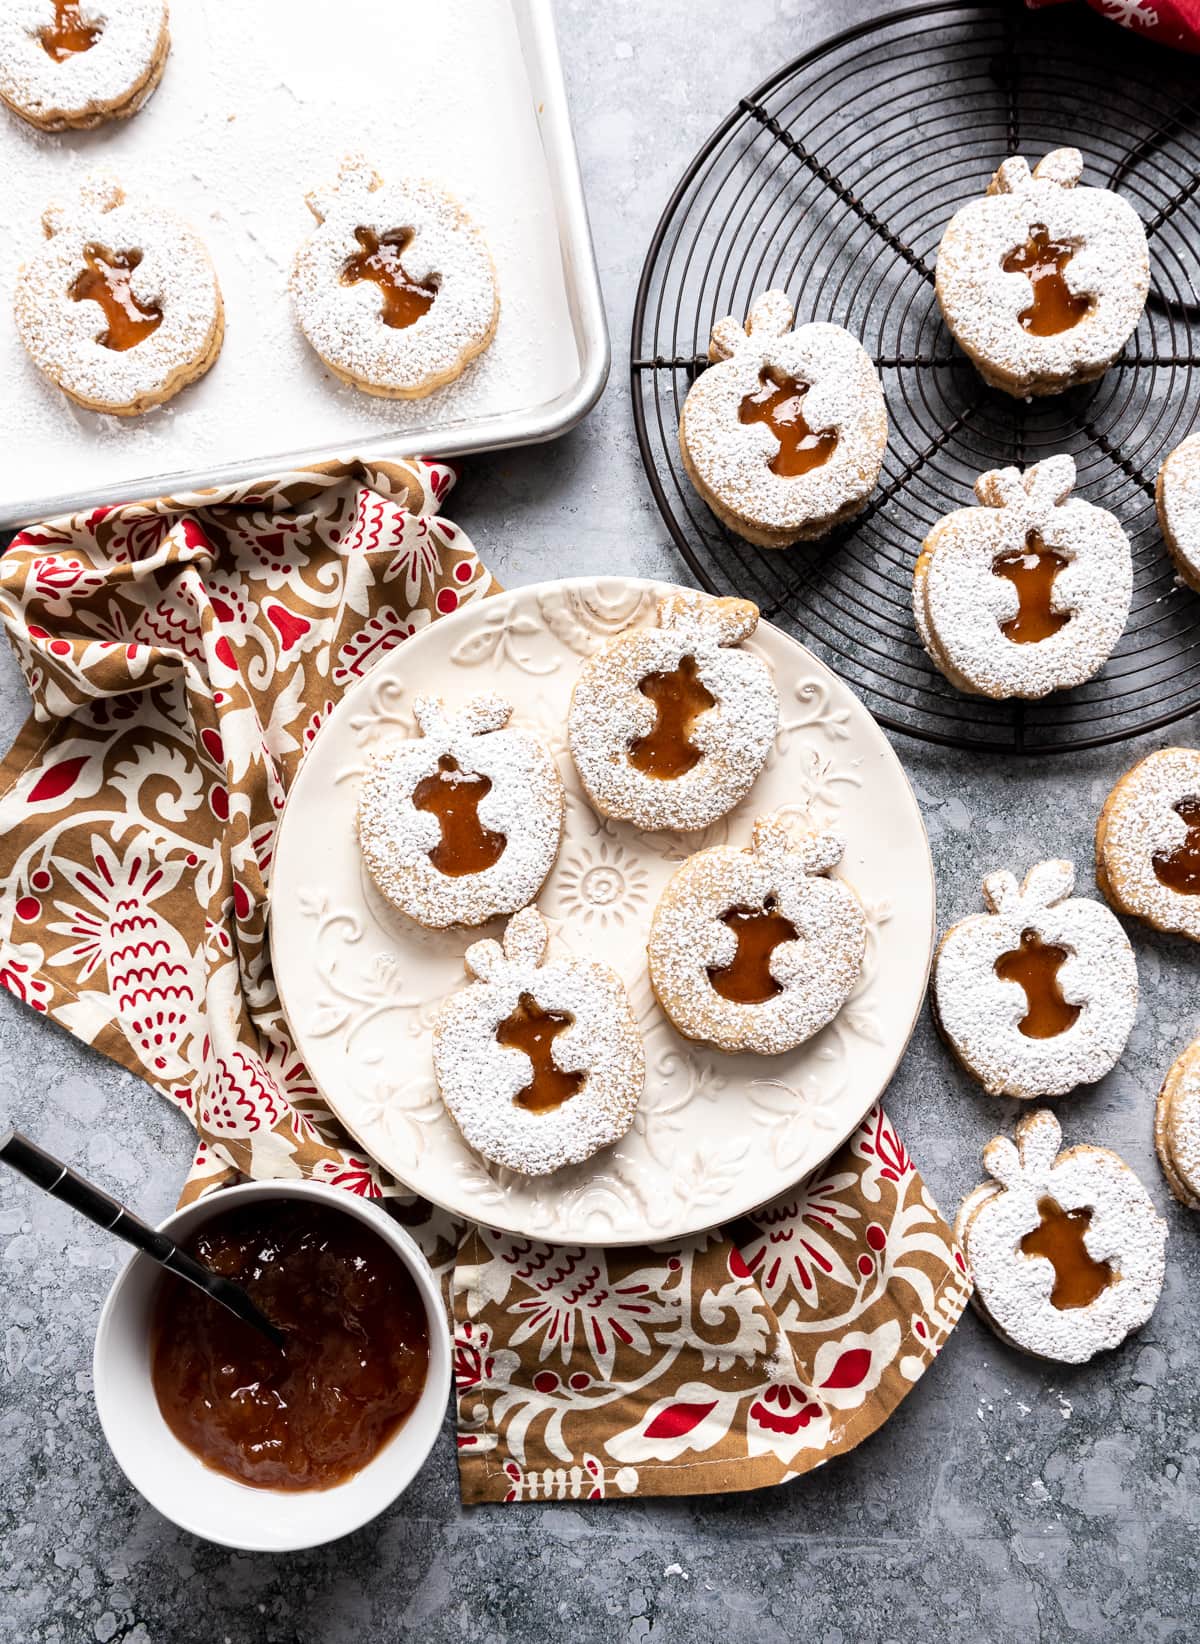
(630, 2, 1200, 754)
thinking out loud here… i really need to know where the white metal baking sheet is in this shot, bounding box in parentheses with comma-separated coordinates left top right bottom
(0, 0, 608, 527)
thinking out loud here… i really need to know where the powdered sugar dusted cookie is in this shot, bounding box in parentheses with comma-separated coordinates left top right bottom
(433, 906, 644, 1176)
(933, 859, 1137, 1099)
(568, 592, 778, 832)
(646, 815, 866, 1055)
(678, 291, 887, 548)
(1096, 747, 1200, 942)
(0, 0, 168, 131)
(357, 694, 563, 930)
(936, 149, 1149, 398)
(12, 173, 222, 417)
(913, 455, 1131, 699)
(1155, 1037, 1200, 1209)
(955, 1109, 1166, 1363)
(291, 153, 498, 400)
(1156, 433, 1200, 594)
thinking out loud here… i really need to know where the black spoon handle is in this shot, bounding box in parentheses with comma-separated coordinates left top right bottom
(0, 1131, 285, 1350)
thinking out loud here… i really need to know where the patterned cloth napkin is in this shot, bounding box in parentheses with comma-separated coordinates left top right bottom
(1027, 0, 1200, 52)
(0, 460, 969, 1503)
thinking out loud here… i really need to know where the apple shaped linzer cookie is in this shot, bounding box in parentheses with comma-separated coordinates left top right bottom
(678, 289, 887, 548)
(1155, 1037, 1200, 1210)
(356, 693, 563, 930)
(913, 455, 1131, 699)
(1096, 746, 1200, 943)
(935, 148, 1149, 397)
(646, 815, 867, 1056)
(433, 906, 644, 1176)
(567, 591, 778, 832)
(933, 858, 1137, 1099)
(1156, 433, 1200, 594)
(12, 172, 223, 416)
(291, 153, 498, 399)
(0, 0, 169, 131)
(956, 1109, 1166, 1364)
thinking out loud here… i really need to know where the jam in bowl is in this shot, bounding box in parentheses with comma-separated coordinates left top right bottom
(93, 1180, 450, 1551)
(151, 1198, 430, 1491)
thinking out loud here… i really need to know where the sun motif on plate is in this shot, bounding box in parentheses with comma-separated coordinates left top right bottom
(554, 838, 649, 929)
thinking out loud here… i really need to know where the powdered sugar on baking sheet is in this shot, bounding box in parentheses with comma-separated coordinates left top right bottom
(0, 0, 579, 517)
(933, 858, 1138, 1098)
(957, 1109, 1166, 1364)
(1097, 747, 1200, 941)
(0, 0, 165, 127)
(433, 906, 644, 1176)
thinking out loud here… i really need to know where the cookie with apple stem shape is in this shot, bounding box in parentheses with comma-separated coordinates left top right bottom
(1096, 746, 1200, 943)
(932, 858, 1137, 1099)
(678, 289, 887, 548)
(433, 906, 644, 1176)
(935, 148, 1148, 398)
(12, 172, 223, 417)
(291, 152, 498, 400)
(913, 454, 1131, 699)
(567, 591, 778, 833)
(1156, 433, 1200, 594)
(955, 1108, 1166, 1363)
(356, 693, 563, 930)
(646, 814, 866, 1055)
(0, 0, 169, 132)
(1154, 1037, 1200, 1210)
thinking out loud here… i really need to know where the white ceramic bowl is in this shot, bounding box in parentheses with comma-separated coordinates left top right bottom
(93, 1179, 451, 1551)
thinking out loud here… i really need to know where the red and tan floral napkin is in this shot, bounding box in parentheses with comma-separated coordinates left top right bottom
(0, 460, 969, 1503)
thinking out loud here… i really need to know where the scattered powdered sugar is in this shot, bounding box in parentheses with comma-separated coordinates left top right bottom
(1155, 1038, 1200, 1208)
(11, 171, 222, 412)
(1157, 433, 1200, 592)
(934, 858, 1138, 1097)
(0, 0, 166, 126)
(567, 592, 779, 832)
(646, 815, 866, 1056)
(915, 455, 1131, 699)
(957, 1108, 1166, 1364)
(433, 906, 644, 1176)
(0, 0, 579, 513)
(357, 693, 563, 930)
(290, 153, 498, 397)
(680, 292, 887, 541)
(1097, 747, 1200, 941)
(935, 149, 1149, 395)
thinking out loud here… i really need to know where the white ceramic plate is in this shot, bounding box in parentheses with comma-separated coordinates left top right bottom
(271, 578, 935, 1244)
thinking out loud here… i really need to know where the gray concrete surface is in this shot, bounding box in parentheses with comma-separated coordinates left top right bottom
(2, 3, 1198, 1640)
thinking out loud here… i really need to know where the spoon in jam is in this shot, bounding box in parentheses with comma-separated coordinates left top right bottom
(0, 1131, 286, 1351)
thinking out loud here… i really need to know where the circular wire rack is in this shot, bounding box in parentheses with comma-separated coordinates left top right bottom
(630, 1, 1200, 754)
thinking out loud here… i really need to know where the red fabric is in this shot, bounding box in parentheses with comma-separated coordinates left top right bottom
(1026, 0, 1200, 52)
